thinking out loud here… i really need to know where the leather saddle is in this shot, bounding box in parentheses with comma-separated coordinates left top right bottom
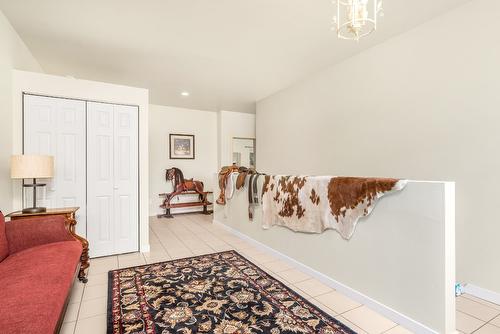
(216, 164, 240, 205)
(236, 167, 257, 190)
(216, 164, 264, 220)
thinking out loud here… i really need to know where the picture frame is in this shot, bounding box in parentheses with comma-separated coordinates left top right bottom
(169, 134, 195, 159)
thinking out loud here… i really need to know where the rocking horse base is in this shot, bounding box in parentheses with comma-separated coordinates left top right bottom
(158, 201, 213, 219)
(157, 212, 175, 219)
(157, 211, 213, 219)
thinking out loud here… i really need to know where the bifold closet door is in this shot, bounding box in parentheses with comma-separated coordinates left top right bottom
(23, 94, 87, 237)
(87, 102, 139, 257)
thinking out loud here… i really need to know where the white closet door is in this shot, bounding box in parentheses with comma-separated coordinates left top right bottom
(113, 105, 139, 254)
(23, 94, 87, 237)
(87, 102, 139, 257)
(87, 102, 115, 257)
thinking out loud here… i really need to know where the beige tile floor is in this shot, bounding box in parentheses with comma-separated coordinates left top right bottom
(61, 214, 500, 334)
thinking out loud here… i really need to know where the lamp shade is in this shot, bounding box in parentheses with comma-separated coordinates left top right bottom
(11, 155, 54, 179)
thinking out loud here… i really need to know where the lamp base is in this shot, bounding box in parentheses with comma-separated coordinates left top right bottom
(22, 207, 47, 214)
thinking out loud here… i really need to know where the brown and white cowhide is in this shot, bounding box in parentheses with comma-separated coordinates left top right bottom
(262, 175, 407, 239)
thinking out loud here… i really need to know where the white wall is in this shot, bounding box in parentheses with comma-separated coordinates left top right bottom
(11, 70, 150, 252)
(0, 10, 42, 213)
(215, 179, 456, 334)
(256, 0, 499, 295)
(218, 111, 256, 168)
(149, 104, 218, 216)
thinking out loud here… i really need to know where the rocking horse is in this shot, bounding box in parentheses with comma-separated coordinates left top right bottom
(158, 167, 213, 218)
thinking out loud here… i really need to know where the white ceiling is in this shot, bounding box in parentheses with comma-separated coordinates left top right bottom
(0, 0, 470, 113)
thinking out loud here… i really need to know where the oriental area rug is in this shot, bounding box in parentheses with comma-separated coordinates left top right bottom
(107, 250, 356, 334)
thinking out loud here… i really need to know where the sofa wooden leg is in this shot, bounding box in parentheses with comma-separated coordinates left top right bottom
(78, 239, 90, 283)
(79, 273, 88, 283)
(65, 211, 90, 283)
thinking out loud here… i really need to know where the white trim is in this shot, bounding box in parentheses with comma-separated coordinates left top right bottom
(140, 244, 151, 253)
(213, 219, 442, 334)
(464, 284, 500, 306)
(444, 182, 456, 333)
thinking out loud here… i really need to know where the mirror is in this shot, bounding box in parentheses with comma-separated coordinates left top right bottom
(232, 137, 256, 168)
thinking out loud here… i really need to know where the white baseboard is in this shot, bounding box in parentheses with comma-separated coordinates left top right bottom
(140, 244, 150, 253)
(464, 284, 500, 305)
(213, 219, 439, 334)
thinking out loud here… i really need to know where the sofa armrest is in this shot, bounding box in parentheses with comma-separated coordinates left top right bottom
(6, 216, 75, 255)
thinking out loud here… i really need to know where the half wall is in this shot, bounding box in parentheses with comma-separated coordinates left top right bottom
(214, 178, 455, 334)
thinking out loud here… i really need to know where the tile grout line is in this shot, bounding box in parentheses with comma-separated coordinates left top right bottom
(457, 295, 500, 324)
(190, 216, 267, 256)
(73, 282, 86, 333)
(161, 220, 197, 257)
(461, 294, 500, 312)
(338, 304, 373, 334)
(485, 318, 500, 330)
(193, 218, 232, 248)
(471, 321, 490, 334)
(381, 324, 400, 333)
(340, 303, 364, 315)
(187, 215, 235, 251)
(456, 309, 500, 324)
(152, 220, 180, 259)
(170, 225, 210, 254)
(308, 298, 339, 318)
(184, 215, 211, 237)
(188, 216, 228, 246)
(150, 225, 174, 260)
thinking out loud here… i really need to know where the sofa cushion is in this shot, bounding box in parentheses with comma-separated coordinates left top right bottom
(0, 240, 82, 334)
(0, 211, 8, 262)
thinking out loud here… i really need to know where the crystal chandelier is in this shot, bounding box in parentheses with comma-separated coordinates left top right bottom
(332, 0, 383, 41)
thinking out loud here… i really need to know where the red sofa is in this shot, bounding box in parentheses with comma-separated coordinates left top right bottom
(0, 211, 83, 334)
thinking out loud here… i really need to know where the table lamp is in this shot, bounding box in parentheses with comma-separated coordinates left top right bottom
(11, 155, 54, 214)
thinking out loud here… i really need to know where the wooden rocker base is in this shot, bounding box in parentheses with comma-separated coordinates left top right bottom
(157, 210, 213, 219)
(157, 213, 174, 219)
(158, 202, 213, 219)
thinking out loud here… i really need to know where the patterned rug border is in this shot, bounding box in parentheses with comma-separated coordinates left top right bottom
(106, 250, 357, 334)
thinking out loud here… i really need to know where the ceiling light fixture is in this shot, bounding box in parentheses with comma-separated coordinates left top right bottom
(181, 91, 190, 97)
(332, 0, 383, 41)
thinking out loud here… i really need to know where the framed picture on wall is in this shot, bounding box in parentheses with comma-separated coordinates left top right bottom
(169, 134, 195, 159)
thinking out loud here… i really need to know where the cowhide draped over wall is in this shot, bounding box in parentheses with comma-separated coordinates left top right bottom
(261, 176, 407, 239)
(216, 167, 407, 239)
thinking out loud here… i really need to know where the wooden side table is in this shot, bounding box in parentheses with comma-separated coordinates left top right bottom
(6, 207, 90, 283)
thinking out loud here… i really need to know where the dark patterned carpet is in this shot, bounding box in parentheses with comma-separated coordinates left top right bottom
(107, 250, 356, 334)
